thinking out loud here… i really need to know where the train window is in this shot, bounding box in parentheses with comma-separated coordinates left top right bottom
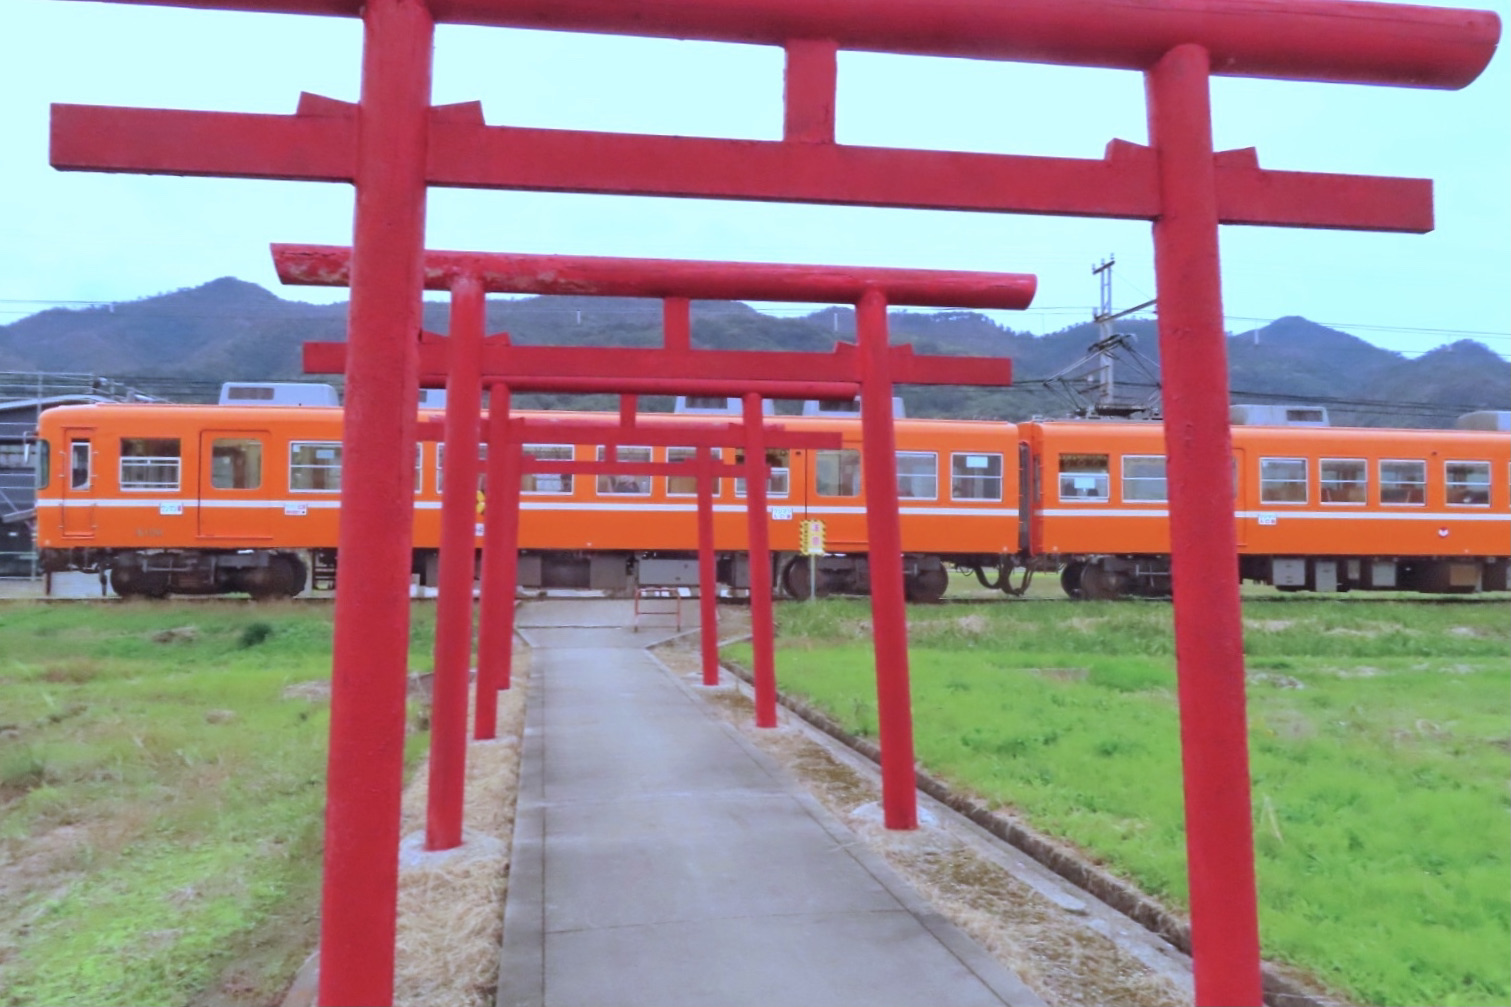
(34, 440, 50, 489)
(69, 441, 91, 490)
(210, 438, 262, 490)
(290, 441, 342, 492)
(951, 453, 1003, 501)
(434, 443, 486, 495)
(734, 449, 790, 498)
(666, 447, 722, 497)
(119, 438, 181, 491)
(1379, 459, 1426, 505)
(1121, 455, 1167, 502)
(1445, 461, 1491, 506)
(1058, 453, 1109, 502)
(1319, 458, 1366, 504)
(815, 449, 863, 497)
(596, 446, 652, 495)
(896, 452, 937, 500)
(522, 445, 573, 494)
(1259, 458, 1307, 503)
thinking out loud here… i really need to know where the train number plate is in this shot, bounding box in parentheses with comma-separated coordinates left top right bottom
(159, 503, 183, 516)
(1257, 513, 1277, 526)
(284, 504, 308, 517)
(770, 506, 794, 521)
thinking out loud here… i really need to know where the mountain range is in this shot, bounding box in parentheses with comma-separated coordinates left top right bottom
(0, 277, 1504, 428)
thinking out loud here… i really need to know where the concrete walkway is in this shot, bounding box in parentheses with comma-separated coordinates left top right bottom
(498, 599, 1043, 1007)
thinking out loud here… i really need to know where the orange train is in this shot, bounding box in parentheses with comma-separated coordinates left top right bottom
(32, 401, 1510, 599)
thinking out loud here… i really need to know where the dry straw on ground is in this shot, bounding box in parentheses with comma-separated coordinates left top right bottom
(391, 649, 530, 1007)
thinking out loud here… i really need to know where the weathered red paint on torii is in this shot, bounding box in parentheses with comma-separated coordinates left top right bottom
(46, 1, 1501, 1005)
(58, 90, 1444, 232)
(48, 4, 1493, 229)
(279, 244, 1042, 306)
(62, 0, 1498, 86)
(279, 244, 1028, 388)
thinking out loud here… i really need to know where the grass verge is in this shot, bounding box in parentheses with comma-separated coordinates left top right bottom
(736, 588, 1511, 1006)
(0, 600, 437, 1007)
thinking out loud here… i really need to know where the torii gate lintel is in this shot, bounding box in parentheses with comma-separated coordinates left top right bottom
(54, 97, 1436, 233)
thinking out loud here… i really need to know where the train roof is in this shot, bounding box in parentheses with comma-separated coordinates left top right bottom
(33, 401, 1009, 436)
(1025, 419, 1508, 445)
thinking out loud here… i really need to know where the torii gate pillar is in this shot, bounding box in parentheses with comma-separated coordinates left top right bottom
(318, 4, 431, 1003)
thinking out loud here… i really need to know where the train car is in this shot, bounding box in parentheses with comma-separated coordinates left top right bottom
(32, 402, 1020, 601)
(1020, 420, 1511, 598)
(34, 400, 1508, 601)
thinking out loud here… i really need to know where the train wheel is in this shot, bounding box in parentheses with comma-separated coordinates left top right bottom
(905, 566, 949, 603)
(282, 553, 309, 598)
(109, 567, 139, 598)
(1060, 561, 1086, 600)
(1079, 562, 1122, 601)
(247, 554, 307, 600)
(782, 558, 828, 600)
(111, 565, 169, 599)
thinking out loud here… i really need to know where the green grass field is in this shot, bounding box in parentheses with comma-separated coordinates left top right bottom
(741, 586, 1511, 1006)
(0, 601, 436, 1007)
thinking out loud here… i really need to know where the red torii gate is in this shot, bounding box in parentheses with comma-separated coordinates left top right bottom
(47, 2, 1498, 1005)
(383, 268, 855, 853)
(449, 414, 842, 708)
(412, 415, 837, 853)
(286, 244, 1033, 842)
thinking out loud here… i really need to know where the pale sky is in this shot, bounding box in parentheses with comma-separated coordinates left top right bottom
(2, 0, 1508, 360)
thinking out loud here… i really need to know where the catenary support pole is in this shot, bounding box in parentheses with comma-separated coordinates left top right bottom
(318, 0, 432, 1003)
(425, 274, 483, 851)
(856, 289, 918, 831)
(742, 393, 778, 727)
(474, 384, 515, 739)
(696, 445, 719, 686)
(1146, 43, 1263, 1007)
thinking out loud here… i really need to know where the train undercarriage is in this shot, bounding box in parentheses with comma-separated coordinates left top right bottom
(499, 549, 958, 603)
(39, 546, 1510, 602)
(1053, 553, 1510, 600)
(41, 546, 312, 599)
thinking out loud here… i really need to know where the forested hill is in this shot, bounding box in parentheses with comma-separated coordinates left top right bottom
(0, 277, 1503, 428)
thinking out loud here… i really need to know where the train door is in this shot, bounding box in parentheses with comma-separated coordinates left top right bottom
(61, 429, 95, 538)
(792, 448, 811, 522)
(198, 431, 272, 540)
(1017, 440, 1033, 553)
(1232, 446, 1249, 548)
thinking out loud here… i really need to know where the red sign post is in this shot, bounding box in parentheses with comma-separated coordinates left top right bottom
(49, 3, 1498, 1004)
